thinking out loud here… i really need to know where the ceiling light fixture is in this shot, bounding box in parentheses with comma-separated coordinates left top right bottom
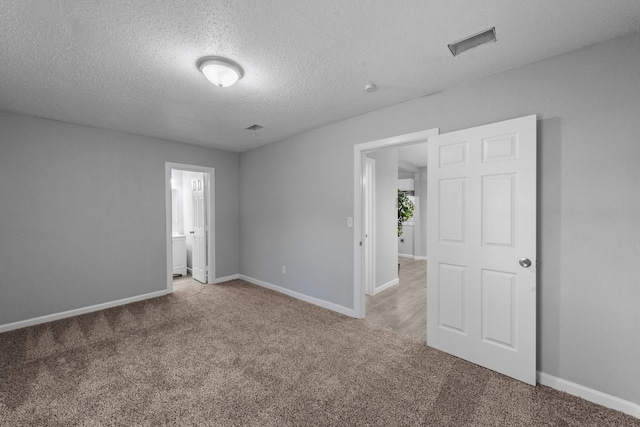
(364, 83, 377, 93)
(448, 27, 497, 57)
(245, 124, 263, 136)
(197, 56, 244, 87)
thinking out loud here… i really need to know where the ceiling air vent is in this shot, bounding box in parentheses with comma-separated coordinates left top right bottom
(448, 27, 496, 57)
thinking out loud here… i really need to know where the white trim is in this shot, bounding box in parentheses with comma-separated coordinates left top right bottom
(537, 372, 640, 419)
(214, 274, 240, 284)
(0, 290, 170, 334)
(414, 256, 428, 261)
(354, 128, 439, 318)
(240, 275, 356, 318)
(363, 157, 376, 296)
(372, 278, 399, 295)
(398, 253, 414, 259)
(165, 163, 216, 294)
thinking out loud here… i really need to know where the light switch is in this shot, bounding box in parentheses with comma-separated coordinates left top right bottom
(347, 217, 353, 228)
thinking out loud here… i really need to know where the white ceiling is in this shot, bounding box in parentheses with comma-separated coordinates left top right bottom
(1, 1, 639, 152)
(398, 143, 429, 169)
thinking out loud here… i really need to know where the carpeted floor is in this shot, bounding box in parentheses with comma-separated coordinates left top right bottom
(1, 280, 637, 426)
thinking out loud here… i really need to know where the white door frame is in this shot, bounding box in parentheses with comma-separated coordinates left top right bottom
(353, 128, 438, 318)
(363, 157, 376, 296)
(165, 162, 216, 291)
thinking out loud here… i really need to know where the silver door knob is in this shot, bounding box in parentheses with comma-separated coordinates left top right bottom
(519, 258, 532, 268)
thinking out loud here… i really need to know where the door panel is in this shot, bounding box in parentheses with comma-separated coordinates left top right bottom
(438, 263, 466, 334)
(481, 269, 516, 348)
(192, 177, 207, 283)
(439, 178, 466, 244)
(482, 174, 515, 247)
(427, 115, 537, 385)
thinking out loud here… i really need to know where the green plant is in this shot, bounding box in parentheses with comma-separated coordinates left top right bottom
(397, 190, 414, 236)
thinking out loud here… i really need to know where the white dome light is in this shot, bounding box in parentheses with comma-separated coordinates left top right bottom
(197, 57, 244, 88)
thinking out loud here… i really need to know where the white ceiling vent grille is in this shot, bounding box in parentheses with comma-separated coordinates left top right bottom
(448, 27, 496, 57)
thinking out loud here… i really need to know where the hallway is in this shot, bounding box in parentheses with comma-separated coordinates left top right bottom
(365, 257, 426, 340)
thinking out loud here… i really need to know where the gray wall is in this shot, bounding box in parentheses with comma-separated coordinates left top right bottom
(415, 167, 428, 258)
(239, 33, 640, 405)
(0, 112, 239, 325)
(398, 225, 414, 256)
(398, 170, 414, 180)
(239, 125, 354, 306)
(367, 150, 398, 290)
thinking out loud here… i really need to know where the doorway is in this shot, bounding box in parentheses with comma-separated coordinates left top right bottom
(165, 162, 215, 293)
(354, 115, 537, 385)
(353, 128, 437, 320)
(360, 141, 429, 341)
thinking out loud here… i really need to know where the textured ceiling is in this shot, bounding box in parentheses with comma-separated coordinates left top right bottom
(1, 1, 639, 152)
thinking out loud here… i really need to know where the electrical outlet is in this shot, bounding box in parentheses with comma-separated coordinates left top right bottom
(282, 265, 286, 275)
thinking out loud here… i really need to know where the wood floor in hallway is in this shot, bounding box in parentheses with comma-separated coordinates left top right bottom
(173, 273, 201, 291)
(365, 257, 427, 341)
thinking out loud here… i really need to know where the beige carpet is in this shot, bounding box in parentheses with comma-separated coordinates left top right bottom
(1, 280, 637, 426)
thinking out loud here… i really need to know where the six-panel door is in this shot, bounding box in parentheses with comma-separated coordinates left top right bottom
(427, 115, 537, 385)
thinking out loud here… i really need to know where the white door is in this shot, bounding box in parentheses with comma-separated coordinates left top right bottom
(191, 176, 207, 283)
(426, 115, 537, 385)
(363, 157, 376, 295)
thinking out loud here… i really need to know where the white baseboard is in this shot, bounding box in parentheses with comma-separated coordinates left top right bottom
(214, 274, 240, 284)
(414, 256, 428, 261)
(398, 253, 414, 259)
(537, 372, 640, 419)
(373, 278, 399, 295)
(0, 290, 170, 334)
(239, 275, 356, 317)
